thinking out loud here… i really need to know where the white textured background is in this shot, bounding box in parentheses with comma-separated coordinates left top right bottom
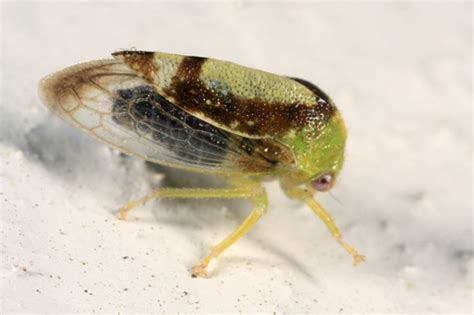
(1, 1, 472, 313)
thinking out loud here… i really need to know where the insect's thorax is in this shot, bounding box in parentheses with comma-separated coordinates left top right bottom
(114, 52, 326, 139)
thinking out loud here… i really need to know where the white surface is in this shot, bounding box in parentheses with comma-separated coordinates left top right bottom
(1, 1, 472, 313)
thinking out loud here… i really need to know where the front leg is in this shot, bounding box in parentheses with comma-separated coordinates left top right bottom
(281, 182, 365, 266)
(305, 196, 365, 266)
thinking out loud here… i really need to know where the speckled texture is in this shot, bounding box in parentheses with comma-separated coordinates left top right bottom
(1, 2, 472, 313)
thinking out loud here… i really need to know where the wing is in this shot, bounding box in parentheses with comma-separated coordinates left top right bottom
(38, 59, 294, 174)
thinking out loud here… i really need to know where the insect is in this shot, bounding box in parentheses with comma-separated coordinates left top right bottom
(38, 50, 365, 277)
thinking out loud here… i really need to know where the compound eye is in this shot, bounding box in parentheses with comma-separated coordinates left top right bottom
(311, 173, 334, 192)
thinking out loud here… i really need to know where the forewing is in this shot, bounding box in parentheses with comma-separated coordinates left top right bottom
(38, 60, 292, 174)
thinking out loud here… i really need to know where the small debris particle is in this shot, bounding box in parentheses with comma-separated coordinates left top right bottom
(123, 256, 129, 260)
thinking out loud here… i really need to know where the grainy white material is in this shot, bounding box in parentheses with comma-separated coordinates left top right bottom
(1, 2, 471, 313)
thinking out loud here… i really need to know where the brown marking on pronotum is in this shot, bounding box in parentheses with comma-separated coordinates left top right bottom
(175, 56, 207, 81)
(164, 61, 337, 138)
(112, 51, 156, 82)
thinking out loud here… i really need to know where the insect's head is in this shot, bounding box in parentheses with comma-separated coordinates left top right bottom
(282, 110, 347, 194)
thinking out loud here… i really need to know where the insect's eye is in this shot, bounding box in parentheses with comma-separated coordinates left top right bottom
(311, 173, 334, 192)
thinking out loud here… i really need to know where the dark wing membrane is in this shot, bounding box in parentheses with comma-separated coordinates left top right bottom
(38, 60, 291, 174)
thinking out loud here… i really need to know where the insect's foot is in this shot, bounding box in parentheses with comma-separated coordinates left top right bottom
(336, 238, 366, 266)
(352, 252, 366, 267)
(191, 265, 208, 278)
(118, 206, 131, 220)
(352, 253, 365, 267)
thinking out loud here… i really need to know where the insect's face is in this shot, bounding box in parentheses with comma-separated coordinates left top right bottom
(283, 111, 347, 192)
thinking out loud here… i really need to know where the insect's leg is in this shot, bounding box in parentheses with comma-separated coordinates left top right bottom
(304, 196, 366, 266)
(191, 184, 267, 278)
(118, 186, 257, 220)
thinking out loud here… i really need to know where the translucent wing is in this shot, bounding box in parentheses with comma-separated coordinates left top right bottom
(38, 60, 294, 174)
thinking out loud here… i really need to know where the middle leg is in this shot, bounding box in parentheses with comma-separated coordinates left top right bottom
(191, 184, 267, 277)
(118, 176, 268, 277)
